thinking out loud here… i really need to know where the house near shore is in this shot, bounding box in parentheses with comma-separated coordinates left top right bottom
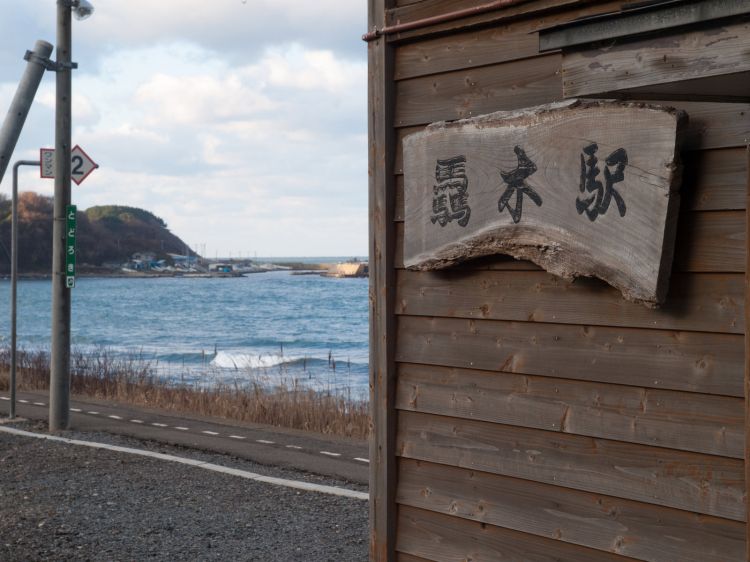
(366, 0, 750, 560)
(167, 253, 198, 268)
(208, 263, 234, 273)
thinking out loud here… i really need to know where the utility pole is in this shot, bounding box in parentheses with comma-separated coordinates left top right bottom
(49, 1, 73, 431)
(0, 40, 53, 186)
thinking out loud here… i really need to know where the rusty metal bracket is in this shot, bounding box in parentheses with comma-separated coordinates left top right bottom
(362, 0, 528, 41)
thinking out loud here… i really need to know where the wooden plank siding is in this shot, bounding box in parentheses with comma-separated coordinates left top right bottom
(376, 0, 750, 560)
(397, 459, 745, 562)
(395, 363, 744, 458)
(397, 411, 745, 521)
(395, 211, 747, 273)
(386, 0, 628, 44)
(395, 270, 744, 334)
(397, 458, 746, 561)
(561, 20, 750, 99)
(396, 315, 744, 396)
(397, 505, 642, 562)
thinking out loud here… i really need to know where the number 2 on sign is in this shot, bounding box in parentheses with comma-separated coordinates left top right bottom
(72, 155, 84, 176)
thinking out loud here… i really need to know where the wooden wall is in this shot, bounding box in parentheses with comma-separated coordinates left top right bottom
(369, 0, 749, 560)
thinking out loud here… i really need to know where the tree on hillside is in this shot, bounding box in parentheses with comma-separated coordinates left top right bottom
(0, 192, 193, 273)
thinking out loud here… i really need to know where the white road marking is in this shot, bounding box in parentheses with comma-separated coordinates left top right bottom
(202, 431, 219, 436)
(108, 415, 122, 420)
(0, 425, 368, 501)
(320, 451, 341, 457)
(256, 439, 275, 444)
(0, 397, 9, 401)
(88, 411, 99, 415)
(354, 458, 370, 463)
(285, 445, 302, 450)
(130, 420, 143, 424)
(18, 400, 28, 404)
(33, 402, 45, 406)
(229, 435, 246, 440)
(151, 423, 167, 427)
(70, 408, 82, 412)
(174, 427, 189, 431)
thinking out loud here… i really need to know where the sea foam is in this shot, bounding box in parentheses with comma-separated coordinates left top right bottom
(211, 351, 293, 370)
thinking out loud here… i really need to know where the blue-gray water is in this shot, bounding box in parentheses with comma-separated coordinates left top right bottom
(0, 271, 369, 398)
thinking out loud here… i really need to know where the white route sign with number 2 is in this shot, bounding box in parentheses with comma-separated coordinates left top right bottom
(40, 145, 99, 185)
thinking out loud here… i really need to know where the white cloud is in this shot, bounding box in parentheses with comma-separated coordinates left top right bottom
(0, 3, 368, 257)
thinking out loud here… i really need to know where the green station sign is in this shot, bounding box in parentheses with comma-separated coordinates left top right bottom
(65, 205, 76, 289)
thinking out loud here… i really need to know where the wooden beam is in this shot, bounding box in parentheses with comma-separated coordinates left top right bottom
(562, 20, 750, 99)
(368, 0, 398, 560)
(744, 144, 750, 561)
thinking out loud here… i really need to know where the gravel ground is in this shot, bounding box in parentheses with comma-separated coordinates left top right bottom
(0, 420, 368, 561)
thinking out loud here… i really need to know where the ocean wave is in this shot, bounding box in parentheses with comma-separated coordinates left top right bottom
(210, 350, 367, 371)
(210, 350, 319, 370)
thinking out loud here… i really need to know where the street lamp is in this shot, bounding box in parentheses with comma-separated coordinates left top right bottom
(49, 0, 94, 432)
(73, 0, 95, 21)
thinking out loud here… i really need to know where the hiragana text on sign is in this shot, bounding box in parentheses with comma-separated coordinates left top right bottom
(65, 205, 76, 289)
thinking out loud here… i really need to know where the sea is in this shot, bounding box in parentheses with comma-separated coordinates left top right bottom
(0, 262, 370, 399)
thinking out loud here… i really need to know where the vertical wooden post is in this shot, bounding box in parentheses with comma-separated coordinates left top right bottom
(745, 143, 750, 560)
(368, 0, 397, 560)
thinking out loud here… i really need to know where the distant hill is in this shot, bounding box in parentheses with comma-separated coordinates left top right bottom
(0, 192, 192, 274)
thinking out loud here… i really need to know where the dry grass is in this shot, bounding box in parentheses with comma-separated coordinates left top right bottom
(0, 347, 370, 439)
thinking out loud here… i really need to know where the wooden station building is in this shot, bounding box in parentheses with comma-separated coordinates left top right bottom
(366, 1, 750, 560)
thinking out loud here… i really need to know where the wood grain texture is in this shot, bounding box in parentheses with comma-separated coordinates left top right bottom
(744, 144, 749, 561)
(396, 363, 744, 458)
(397, 148, 748, 218)
(397, 505, 641, 562)
(394, 53, 562, 127)
(396, 270, 744, 334)
(674, 210, 745, 273)
(398, 458, 746, 562)
(396, 210, 746, 272)
(368, 0, 398, 560)
(683, 148, 747, 211)
(403, 100, 685, 304)
(395, 553, 431, 562)
(394, 26, 540, 81)
(397, 410, 746, 520)
(396, 315, 744, 396)
(396, 101, 750, 151)
(386, 0, 625, 43)
(562, 21, 750, 98)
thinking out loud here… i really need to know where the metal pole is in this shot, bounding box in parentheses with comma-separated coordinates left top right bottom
(10, 160, 40, 420)
(50, 1, 72, 432)
(0, 40, 53, 186)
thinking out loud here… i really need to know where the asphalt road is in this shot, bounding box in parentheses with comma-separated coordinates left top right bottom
(0, 390, 369, 485)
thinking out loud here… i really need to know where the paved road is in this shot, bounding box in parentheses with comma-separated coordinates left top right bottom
(0, 390, 369, 485)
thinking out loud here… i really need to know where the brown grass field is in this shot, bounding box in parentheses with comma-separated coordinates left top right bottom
(0, 347, 369, 439)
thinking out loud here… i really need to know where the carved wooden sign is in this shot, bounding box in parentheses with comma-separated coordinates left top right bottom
(403, 100, 686, 306)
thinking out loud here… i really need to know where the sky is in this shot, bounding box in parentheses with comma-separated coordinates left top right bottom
(0, 1, 368, 258)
